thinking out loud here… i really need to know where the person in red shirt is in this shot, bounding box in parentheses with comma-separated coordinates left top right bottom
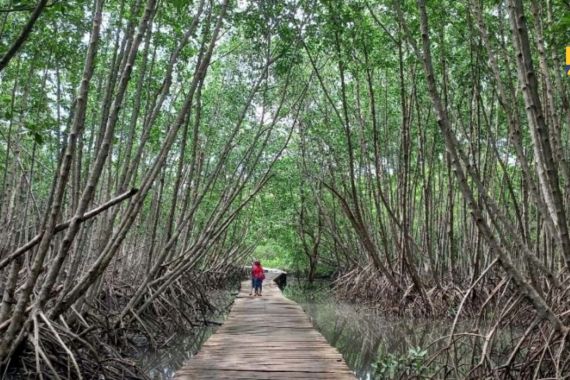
(251, 261, 265, 296)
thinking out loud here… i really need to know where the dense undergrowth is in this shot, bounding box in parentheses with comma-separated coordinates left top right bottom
(4, 267, 242, 379)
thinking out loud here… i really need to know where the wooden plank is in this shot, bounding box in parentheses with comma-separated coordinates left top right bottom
(174, 271, 355, 380)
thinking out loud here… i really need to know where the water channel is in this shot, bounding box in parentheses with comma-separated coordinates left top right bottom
(283, 279, 445, 379)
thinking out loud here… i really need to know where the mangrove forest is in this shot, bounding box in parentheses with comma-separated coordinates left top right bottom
(0, 0, 569, 378)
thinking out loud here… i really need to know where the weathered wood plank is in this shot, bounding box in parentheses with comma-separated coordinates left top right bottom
(174, 271, 355, 379)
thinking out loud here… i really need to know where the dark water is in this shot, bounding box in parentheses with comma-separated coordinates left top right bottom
(139, 327, 216, 379)
(136, 289, 237, 379)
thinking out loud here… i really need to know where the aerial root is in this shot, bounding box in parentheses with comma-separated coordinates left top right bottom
(332, 264, 570, 377)
(4, 267, 243, 378)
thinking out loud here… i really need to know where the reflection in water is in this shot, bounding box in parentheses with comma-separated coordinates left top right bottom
(138, 326, 216, 379)
(136, 289, 236, 379)
(300, 301, 452, 379)
(284, 279, 466, 379)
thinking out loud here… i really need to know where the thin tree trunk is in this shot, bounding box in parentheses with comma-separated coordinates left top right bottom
(0, 0, 48, 71)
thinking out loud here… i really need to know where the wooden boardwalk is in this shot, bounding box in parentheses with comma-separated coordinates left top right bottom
(175, 271, 355, 379)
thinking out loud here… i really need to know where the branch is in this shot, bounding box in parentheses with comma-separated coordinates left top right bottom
(0, 0, 49, 72)
(0, 188, 138, 271)
(0, 1, 58, 13)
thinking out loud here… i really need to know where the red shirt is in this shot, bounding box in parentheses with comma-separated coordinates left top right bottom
(252, 264, 265, 280)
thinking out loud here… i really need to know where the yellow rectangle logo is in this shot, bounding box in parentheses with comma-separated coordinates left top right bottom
(566, 47, 570, 76)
